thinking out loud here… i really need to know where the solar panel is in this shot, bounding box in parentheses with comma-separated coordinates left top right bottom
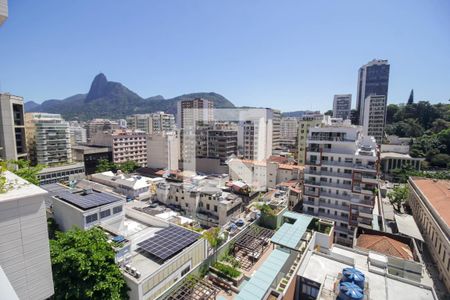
(55, 190, 122, 210)
(138, 226, 200, 261)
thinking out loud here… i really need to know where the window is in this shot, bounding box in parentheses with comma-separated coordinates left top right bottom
(206, 204, 210, 210)
(100, 210, 111, 219)
(113, 206, 122, 214)
(214, 205, 218, 212)
(85, 213, 98, 224)
(181, 266, 190, 277)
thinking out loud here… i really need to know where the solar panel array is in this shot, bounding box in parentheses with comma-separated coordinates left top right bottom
(138, 226, 200, 261)
(55, 190, 122, 210)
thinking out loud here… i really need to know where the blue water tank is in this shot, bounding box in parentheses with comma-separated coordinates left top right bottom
(338, 281, 364, 300)
(342, 267, 365, 289)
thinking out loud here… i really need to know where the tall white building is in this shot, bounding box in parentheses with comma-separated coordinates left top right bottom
(280, 117, 299, 139)
(25, 113, 72, 166)
(127, 112, 175, 134)
(0, 0, 7, 26)
(363, 94, 387, 144)
(147, 131, 179, 171)
(176, 98, 213, 129)
(332, 94, 352, 120)
(0, 93, 27, 161)
(69, 121, 87, 145)
(0, 171, 54, 299)
(303, 121, 379, 246)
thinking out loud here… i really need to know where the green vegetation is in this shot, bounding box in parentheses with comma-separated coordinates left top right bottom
(387, 185, 409, 212)
(50, 227, 129, 300)
(257, 203, 276, 216)
(95, 159, 140, 174)
(202, 227, 223, 250)
(385, 101, 450, 168)
(213, 262, 241, 279)
(390, 165, 450, 183)
(0, 159, 44, 185)
(220, 254, 241, 268)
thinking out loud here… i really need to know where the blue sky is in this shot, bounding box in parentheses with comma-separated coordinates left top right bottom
(0, 0, 449, 112)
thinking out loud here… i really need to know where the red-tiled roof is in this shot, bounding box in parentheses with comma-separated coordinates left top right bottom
(357, 234, 413, 261)
(268, 155, 289, 164)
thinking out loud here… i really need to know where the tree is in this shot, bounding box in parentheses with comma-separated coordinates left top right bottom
(407, 89, 414, 105)
(386, 104, 400, 124)
(118, 160, 140, 174)
(387, 185, 409, 212)
(50, 227, 129, 300)
(4, 160, 44, 185)
(95, 159, 116, 173)
(202, 227, 222, 252)
(324, 110, 333, 116)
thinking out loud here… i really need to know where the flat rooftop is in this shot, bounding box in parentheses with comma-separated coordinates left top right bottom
(0, 171, 47, 203)
(410, 178, 450, 227)
(298, 246, 436, 300)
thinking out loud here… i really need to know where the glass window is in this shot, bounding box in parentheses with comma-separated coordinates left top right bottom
(100, 209, 111, 219)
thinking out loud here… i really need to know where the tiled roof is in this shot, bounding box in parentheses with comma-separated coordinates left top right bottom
(357, 234, 413, 261)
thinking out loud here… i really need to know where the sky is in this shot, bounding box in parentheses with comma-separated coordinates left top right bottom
(0, 0, 449, 112)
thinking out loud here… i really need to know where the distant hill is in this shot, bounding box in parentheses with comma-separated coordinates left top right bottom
(282, 110, 321, 117)
(25, 73, 235, 120)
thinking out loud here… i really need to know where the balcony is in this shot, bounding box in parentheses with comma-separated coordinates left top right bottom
(320, 181, 352, 190)
(318, 201, 349, 211)
(320, 191, 351, 201)
(351, 198, 373, 206)
(305, 170, 353, 179)
(318, 212, 348, 222)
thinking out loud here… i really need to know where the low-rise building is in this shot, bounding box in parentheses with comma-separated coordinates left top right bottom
(380, 152, 424, 174)
(43, 183, 125, 232)
(91, 171, 164, 200)
(147, 132, 179, 171)
(37, 162, 85, 185)
(0, 171, 54, 299)
(408, 177, 450, 292)
(72, 145, 113, 175)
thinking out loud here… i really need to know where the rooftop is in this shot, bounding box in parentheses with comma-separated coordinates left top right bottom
(38, 162, 85, 174)
(270, 211, 313, 250)
(380, 152, 423, 160)
(0, 171, 47, 202)
(356, 233, 414, 261)
(410, 177, 450, 227)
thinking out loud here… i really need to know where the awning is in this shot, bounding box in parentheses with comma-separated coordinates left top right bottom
(394, 214, 424, 242)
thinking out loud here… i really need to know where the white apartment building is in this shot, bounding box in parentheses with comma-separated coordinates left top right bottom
(156, 177, 243, 227)
(127, 112, 175, 134)
(25, 113, 72, 166)
(176, 98, 213, 129)
(0, 0, 7, 26)
(297, 113, 324, 165)
(280, 117, 299, 139)
(147, 131, 179, 170)
(90, 129, 147, 166)
(43, 183, 126, 232)
(333, 94, 352, 120)
(0, 93, 27, 161)
(303, 121, 379, 246)
(0, 171, 54, 299)
(86, 118, 119, 141)
(69, 121, 87, 145)
(408, 178, 450, 292)
(363, 94, 387, 144)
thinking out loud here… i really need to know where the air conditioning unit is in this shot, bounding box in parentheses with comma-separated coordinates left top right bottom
(125, 264, 131, 272)
(131, 267, 137, 276)
(135, 271, 141, 279)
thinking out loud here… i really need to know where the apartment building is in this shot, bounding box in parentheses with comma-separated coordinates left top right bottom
(156, 177, 243, 227)
(25, 113, 72, 166)
(303, 121, 379, 246)
(0, 171, 54, 299)
(176, 98, 213, 129)
(0, 0, 7, 26)
(356, 59, 390, 125)
(272, 109, 282, 151)
(147, 131, 179, 170)
(363, 94, 387, 144)
(297, 113, 324, 165)
(333, 94, 352, 120)
(85, 118, 119, 141)
(408, 177, 450, 292)
(127, 112, 175, 134)
(90, 129, 147, 167)
(68, 121, 87, 145)
(280, 117, 299, 139)
(0, 93, 27, 161)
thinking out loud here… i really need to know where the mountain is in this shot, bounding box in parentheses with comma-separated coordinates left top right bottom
(282, 110, 321, 117)
(25, 73, 235, 120)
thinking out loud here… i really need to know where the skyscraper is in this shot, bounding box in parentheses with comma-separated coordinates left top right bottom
(363, 95, 387, 144)
(356, 59, 390, 125)
(332, 94, 352, 120)
(0, 93, 28, 161)
(176, 98, 213, 129)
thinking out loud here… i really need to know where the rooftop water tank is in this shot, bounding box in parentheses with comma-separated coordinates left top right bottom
(338, 281, 364, 300)
(342, 267, 365, 289)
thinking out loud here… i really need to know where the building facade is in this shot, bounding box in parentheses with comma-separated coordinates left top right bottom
(332, 94, 352, 120)
(127, 112, 175, 134)
(176, 98, 213, 129)
(0, 93, 27, 161)
(72, 145, 113, 175)
(303, 122, 379, 245)
(69, 121, 87, 145)
(363, 94, 387, 144)
(297, 114, 323, 165)
(90, 129, 147, 167)
(356, 59, 390, 125)
(408, 177, 450, 292)
(37, 162, 86, 185)
(0, 0, 7, 26)
(0, 171, 54, 299)
(25, 113, 72, 166)
(85, 119, 119, 141)
(147, 131, 179, 171)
